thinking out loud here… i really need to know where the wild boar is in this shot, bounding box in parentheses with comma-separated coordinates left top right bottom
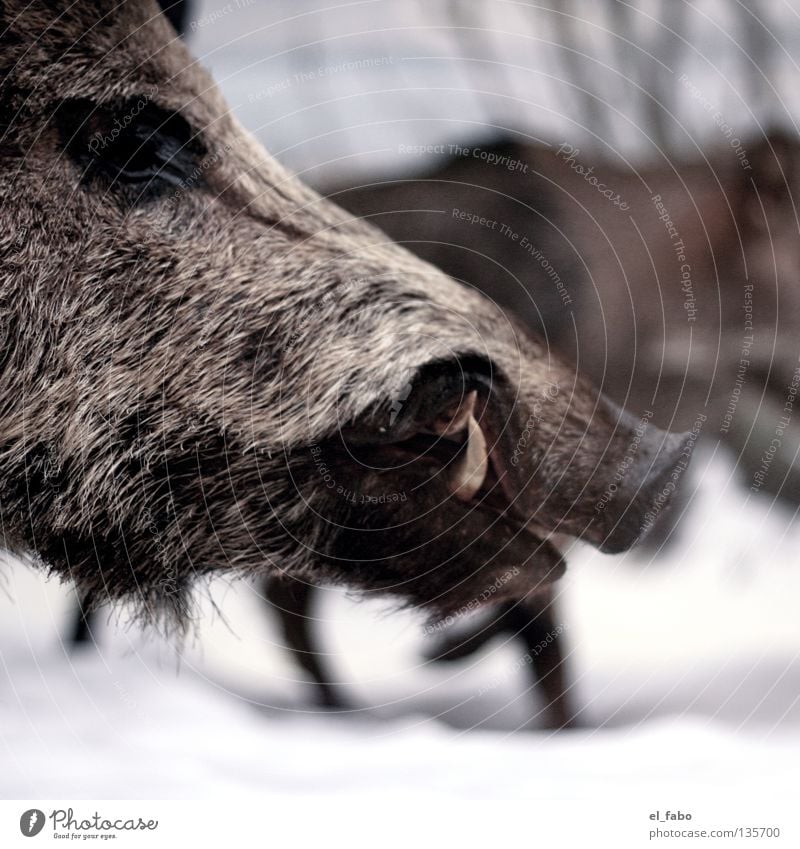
(0, 0, 690, 683)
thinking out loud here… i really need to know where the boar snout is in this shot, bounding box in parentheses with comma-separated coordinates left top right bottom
(594, 424, 695, 554)
(486, 369, 696, 562)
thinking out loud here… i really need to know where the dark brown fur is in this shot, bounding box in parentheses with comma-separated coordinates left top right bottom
(325, 134, 800, 502)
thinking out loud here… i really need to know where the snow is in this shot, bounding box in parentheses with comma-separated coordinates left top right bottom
(2, 450, 799, 808)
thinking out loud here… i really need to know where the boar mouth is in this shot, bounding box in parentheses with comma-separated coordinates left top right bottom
(329, 377, 571, 613)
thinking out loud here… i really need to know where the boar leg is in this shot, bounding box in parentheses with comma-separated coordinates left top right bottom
(426, 590, 575, 729)
(69, 591, 98, 646)
(263, 576, 348, 709)
(514, 593, 576, 730)
(68, 582, 347, 713)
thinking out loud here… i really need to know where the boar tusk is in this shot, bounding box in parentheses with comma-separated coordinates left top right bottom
(449, 413, 489, 501)
(435, 390, 478, 437)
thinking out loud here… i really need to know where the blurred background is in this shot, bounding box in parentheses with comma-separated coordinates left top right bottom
(190, 0, 800, 179)
(3, 0, 800, 807)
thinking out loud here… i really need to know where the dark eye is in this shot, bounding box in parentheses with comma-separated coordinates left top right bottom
(54, 97, 206, 201)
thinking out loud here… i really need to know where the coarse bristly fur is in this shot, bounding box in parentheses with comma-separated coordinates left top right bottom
(0, 1, 692, 630)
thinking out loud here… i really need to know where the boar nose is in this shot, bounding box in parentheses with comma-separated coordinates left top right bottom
(596, 424, 695, 554)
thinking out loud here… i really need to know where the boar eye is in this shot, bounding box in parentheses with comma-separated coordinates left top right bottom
(55, 97, 205, 200)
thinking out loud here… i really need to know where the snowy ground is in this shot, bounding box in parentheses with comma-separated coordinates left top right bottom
(2, 449, 799, 808)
